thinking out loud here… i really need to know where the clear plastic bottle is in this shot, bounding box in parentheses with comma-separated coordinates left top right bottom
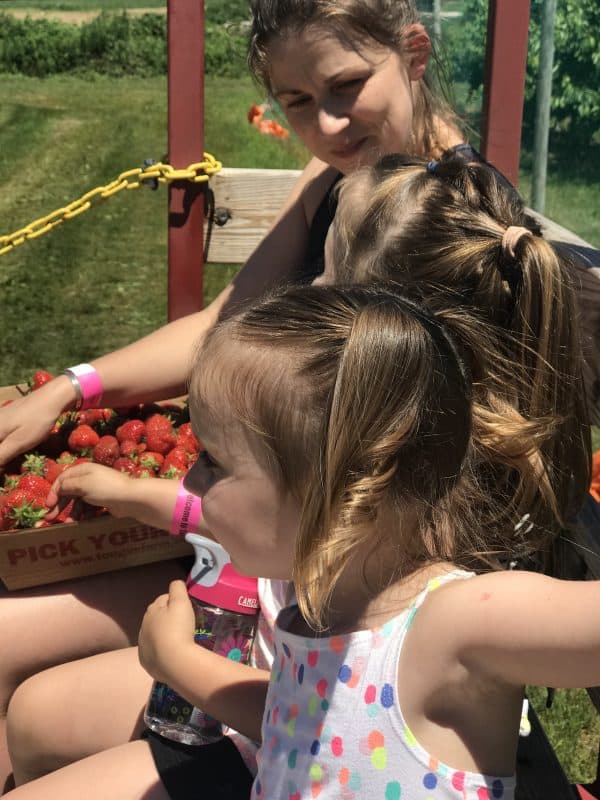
(144, 533, 259, 745)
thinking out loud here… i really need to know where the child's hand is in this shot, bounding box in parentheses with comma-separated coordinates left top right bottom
(46, 462, 134, 519)
(138, 580, 197, 684)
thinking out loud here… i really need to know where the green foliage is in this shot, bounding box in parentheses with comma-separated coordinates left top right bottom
(0, 10, 248, 78)
(449, 0, 600, 145)
(205, 0, 250, 25)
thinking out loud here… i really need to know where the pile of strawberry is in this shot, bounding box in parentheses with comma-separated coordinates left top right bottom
(0, 371, 200, 532)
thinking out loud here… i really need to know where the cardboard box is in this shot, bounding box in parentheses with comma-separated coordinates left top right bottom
(0, 384, 192, 590)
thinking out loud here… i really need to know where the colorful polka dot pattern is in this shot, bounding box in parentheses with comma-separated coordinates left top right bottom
(251, 573, 515, 799)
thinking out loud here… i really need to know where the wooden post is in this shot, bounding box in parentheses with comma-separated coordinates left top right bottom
(480, 0, 531, 186)
(167, 0, 205, 321)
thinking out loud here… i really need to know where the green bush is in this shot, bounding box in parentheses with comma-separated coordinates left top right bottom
(0, 11, 247, 78)
(449, 0, 600, 146)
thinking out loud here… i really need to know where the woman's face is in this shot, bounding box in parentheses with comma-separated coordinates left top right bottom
(269, 27, 420, 174)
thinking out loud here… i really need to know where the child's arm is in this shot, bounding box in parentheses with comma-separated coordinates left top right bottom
(47, 463, 180, 531)
(427, 571, 600, 690)
(138, 580, 268, 742)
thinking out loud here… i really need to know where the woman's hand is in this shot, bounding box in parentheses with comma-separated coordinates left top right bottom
(0, 376, 76, 466)
(138, 580, 196, 684)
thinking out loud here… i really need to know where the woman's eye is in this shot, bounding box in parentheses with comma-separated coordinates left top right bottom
(286, 96, 311, 110)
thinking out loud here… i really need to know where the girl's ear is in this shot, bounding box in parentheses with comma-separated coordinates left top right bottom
(403, 23, 431, 81)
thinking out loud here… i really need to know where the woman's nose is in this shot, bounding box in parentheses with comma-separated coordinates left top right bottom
(316, 107, 350, 137)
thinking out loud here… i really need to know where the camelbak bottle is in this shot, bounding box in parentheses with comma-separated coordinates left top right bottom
(144, 533, 259, 745)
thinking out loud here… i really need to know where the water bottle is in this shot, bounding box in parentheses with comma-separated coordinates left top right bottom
(144, 533, 259, 745)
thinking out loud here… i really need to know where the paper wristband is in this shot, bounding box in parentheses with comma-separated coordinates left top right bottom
(170, 479, 202, 536)
(65, 363, 103, 410)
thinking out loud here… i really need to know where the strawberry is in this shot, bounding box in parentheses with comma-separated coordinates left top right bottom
(3, 488, 47, 528)
(131, 465, 154, 479)
(77, 408, 115, 428)
(145, 414, 176, 455)
(116, 419, 146, 444)
(54, 499, 77, 524)
(20, 453, 62, 484)
(139, 452, 164, 472)
(28, 370, 54, 391)
(57, 451, 77, 469)
(17, 473, 52, 506)
(67, 424, 100, 455)
(92, 435, 120, 467)
(158, 446, 190, 479)
(119, 439, 146, 459)
(176, 422, 200, 454)
(112, 457, 137, 475)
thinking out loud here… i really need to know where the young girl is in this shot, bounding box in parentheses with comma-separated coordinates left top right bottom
(119, 284, 600, 797)
(323, 151, 592, 558)
(6, 162, 591, 796)
(0, 0, 465, 789)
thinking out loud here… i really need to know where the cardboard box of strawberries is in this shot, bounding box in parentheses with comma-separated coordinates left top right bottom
(0, 372, 192, 590)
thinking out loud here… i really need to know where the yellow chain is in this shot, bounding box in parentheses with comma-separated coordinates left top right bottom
(0, 153, 222, 257)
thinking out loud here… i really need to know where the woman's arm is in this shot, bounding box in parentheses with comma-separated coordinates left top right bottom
(0, 159, 338, 465)
(138, 580, 269, 742)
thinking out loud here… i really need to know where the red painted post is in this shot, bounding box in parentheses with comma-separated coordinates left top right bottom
(480, 0, 531, 186)
(167, 0, 205, 320)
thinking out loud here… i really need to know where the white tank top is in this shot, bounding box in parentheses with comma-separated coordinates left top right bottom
(251, 571, 516, 799)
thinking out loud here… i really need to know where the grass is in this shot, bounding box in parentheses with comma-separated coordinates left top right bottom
(0, 73, 306, 384)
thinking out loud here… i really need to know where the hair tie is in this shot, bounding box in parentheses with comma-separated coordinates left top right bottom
(426, 160, 438, 174)
(501, 226, 532, 260)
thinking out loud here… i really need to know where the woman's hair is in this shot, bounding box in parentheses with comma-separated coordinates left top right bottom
(331, 152, 591, 546)
(247, 0, 458, 158)
(191, 284, 531, 628)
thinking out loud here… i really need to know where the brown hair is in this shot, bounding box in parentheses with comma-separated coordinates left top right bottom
(247, 0, 459, 158)
(191, 284, 526, 628)
(331, 152, 591, 546)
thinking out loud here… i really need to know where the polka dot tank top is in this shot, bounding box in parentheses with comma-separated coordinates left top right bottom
(251, 571, 516, 800)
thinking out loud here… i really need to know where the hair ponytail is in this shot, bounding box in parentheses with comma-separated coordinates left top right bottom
(333, 154, 591, 542)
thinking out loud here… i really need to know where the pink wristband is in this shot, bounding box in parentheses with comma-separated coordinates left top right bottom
(64, 363, 103, 409)
(170, 479, 202, 536)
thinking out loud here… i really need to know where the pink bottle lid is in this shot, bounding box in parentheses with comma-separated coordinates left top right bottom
(185, 534, 259, 615)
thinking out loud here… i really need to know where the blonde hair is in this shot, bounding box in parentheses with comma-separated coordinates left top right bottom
(331, 153, 591, 545)
(247, 0, 459, 158)
(191, 284, 531, 628)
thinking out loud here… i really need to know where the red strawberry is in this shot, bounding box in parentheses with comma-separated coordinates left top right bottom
(77, 408, 114, 427)
(18, 474, 53, 506)
(131, 465, 154, 479)
(20, 453, 62, 484)
(54, 499, 77, 524)
(28, 370, 54, 391)
(116, 419, 146, 444)
(92, 435, 120, 467)
(3, 488, 47, 528)
(119, 439, 146, 459)
(138, 451, 164, 471)
(57, 451, 77, 468)
(145, 414, 176, 455)
(112, 457, 137, 474)
(67, 425, 100, 455)
(176, 422, 200, 454)
(158, 446, 190, 479)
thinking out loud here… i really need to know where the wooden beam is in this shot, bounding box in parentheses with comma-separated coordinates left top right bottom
(167, 0, 205, 320)
(205, 168, 302, 264)
(480, 0, 531, 186)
